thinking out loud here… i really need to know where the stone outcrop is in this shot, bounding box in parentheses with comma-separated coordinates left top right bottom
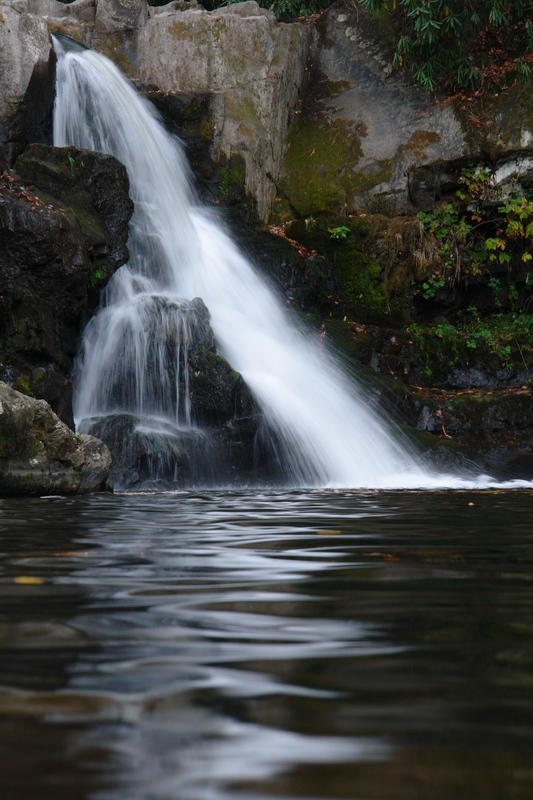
(0, 4, 55, 166)
(279, 1, 533, 218)
(138, 2, 310, 220)
(0, 381, 111, 495)
(0, 144, 133, 427)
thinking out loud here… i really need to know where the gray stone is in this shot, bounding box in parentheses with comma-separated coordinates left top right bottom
(95, 0, 147, 34)
(0, 4, 55, 165)
(0, 381, 111, 495)
(29, 0, 309, 211)
(138, 2, 310, 221)
(280, 1, 533, 217)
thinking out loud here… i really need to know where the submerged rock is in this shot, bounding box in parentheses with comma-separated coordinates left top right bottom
(0, 381, 111, 496)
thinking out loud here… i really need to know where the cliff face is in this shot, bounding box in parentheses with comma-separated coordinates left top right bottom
(2, 0, 533, 482)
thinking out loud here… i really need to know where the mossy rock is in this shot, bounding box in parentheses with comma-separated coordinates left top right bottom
(285, 214, 410, 325)
(189, 347, 254, 424)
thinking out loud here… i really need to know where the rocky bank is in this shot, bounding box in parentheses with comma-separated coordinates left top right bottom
(0, 380, 111, 495)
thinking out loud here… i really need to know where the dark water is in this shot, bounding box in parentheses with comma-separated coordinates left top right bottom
(1, 490, 533, 800)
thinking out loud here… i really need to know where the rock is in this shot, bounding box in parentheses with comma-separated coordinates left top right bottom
(75, 295, 286, 490)
(280, 0, 533, 217)
(0, 144, 133, 426)
(0, 381, 111, 495)
(15, 143, 133, 268)
(95, 0, 147, 35)
(189, 347, 255, 425)
(137, 2, 310, 221)
(21, 0, 309, 218)
(141, 89, 222, 198)
(0, 4, 55, 167)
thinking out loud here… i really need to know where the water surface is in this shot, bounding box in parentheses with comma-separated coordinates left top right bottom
(1, 490, 533, 799)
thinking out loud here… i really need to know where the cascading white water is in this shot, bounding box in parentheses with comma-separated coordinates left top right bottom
(52, 38, 513, 490)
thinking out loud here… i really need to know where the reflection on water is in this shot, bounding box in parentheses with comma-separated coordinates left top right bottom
(1, 491, 533, 799)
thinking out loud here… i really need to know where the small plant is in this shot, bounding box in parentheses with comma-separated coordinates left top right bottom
(421, 274, 446, 300)
(488, 276, 502, 308)
(67, 154, 75, 172)
(305, 216, 317, 232)
(328, 225, 350, 241)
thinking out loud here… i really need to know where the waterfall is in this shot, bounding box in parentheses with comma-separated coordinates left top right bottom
(53, 38, 425, 489)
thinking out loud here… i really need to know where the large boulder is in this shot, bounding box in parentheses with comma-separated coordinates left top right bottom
(0, 4, 55, 166)
(76, 297, 282, 490)
(0, 381, 111, 495)
(138, 2, 311, 221)
(0, 144, 133, 427)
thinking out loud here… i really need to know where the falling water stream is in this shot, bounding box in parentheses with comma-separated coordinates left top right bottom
(52, 39, 529, 491)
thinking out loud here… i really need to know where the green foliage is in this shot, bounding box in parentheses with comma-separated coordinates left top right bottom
(218, 164, 245, 200)
(408, 311, 533, 380)
(285, 214, 399, 322)
(360, 0, 533, 90)
(205, 0, 331, 20)
(328, 225, 350, 240)
(415, 167, 533, 303)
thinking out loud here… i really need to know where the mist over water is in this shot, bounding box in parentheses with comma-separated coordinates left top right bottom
(52, 39, 529, 490)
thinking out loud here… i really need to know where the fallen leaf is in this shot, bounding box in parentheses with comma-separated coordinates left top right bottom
(14, 576, 44, 585)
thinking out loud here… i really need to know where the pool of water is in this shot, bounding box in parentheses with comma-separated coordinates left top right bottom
(1, 490, 533, 800)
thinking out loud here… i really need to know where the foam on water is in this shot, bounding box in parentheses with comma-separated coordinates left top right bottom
(52, 38, 529, 490)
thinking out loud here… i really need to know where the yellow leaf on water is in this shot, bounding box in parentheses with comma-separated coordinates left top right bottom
(14, 576, 44, 585)
(317, 530, 341, 535)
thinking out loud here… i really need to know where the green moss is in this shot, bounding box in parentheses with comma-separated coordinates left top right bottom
(94, 33, 136, 79)
(198, 117, 215, 141)
(89, 266, 106, 289)
(327, 80, 350, 98)
(224, 93, 260, 131)
(400, 130, 442, 161)
(285, 213, 414, 324)
(13, 375, 35, 399)
(280, 116, 393, 217)
(280, 117, 360, 216)
(219, 163, 245, 200)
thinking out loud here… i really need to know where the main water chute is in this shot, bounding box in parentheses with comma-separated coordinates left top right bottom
(53, 36, 425, 489)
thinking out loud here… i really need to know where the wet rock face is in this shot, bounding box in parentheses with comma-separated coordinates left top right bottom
(77, 299, 281, 491)
(0, 4, 56, 167)
(0, 144, 133, 427)
(0, 381, 111, 496)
